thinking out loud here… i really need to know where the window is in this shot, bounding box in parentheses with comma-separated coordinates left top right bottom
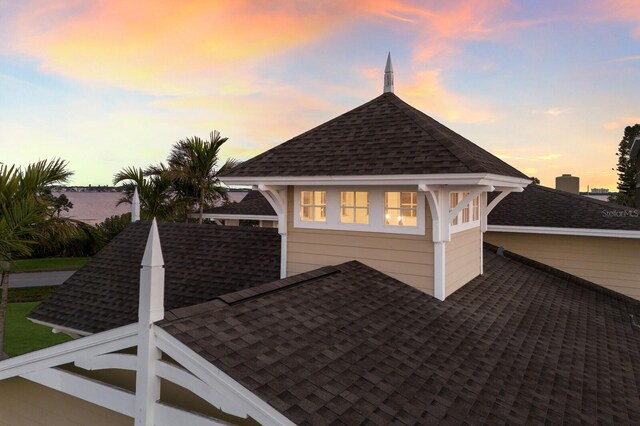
(340, 191, 369, 224)
(450, 192, 481, 231)
(461, 192, 470, 224)
(385, 192, 417, 227)
(472, 195, 479, 221)
(300, 191, 326, 222)
(449, 192, 459, 225)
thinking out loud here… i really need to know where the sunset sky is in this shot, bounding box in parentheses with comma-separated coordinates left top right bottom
(1, 1, 639, 190)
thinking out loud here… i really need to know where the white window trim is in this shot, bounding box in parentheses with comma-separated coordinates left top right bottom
(293, 186, 426, 235)
(450, 192, 481, 234)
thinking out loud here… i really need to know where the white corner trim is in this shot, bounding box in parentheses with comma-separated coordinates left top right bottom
(223, 173, 531, 188)
(0, 323, 138, 381)
(155, 327, 295, 426)
(486, 225, 640, 239)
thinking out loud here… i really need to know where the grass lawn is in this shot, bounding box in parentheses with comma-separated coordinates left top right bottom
(10, 257, 89, 273)
(3, 301, 72, 357)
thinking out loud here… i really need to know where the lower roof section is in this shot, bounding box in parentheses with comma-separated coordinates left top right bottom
(29, 221, 281, 334)
(161, 247, 640, 425)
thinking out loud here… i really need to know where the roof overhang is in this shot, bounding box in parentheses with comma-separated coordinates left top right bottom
(222, 173, 531, 188)
(28, 318, 93, 337)
(487, 225, 640, 239)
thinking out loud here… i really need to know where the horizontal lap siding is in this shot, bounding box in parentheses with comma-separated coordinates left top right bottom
(287, 187, 434, 294)
(484, 232, 640, 300)
(445, 227, 481, 297)
(0, 377, 131, 426)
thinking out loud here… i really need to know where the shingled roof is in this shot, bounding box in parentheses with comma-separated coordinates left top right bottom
(29, 222, 280, 334)
(223, 93, 528, 179)
(488, 184, 640, 230)
(203, 190, 276, 217)
(162, 248, 640, 425)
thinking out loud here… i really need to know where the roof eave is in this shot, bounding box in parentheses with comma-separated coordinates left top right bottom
(222, 173, 531, 188)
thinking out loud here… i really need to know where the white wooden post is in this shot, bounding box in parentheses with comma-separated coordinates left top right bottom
(132, 187, 141, 222)
(135, 218, 164, 425)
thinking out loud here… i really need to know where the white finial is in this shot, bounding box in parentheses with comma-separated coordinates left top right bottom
(384, 52, 394, 94)
(139, 218, 164, 323)
(132, 187, 141, 222)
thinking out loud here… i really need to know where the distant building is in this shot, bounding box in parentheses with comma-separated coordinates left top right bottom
(555, 173, 579, 194)
(581, 187, 612, 202)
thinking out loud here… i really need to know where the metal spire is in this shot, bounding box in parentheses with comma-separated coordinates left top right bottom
(384, 52, 394, 94)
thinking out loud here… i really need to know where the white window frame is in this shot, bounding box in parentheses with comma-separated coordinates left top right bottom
(293, 186, 426, 235)
(450, 191, 480, 234)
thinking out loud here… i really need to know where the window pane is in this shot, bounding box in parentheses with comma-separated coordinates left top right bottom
(301, 206, 312, 221)
(355, 207, 369, 224)
(302, 191, 312, 206)
(401, 208, 417, 226)
(385, 209, 401, 226)
(355, 192, 368, 207)
(385, 192, 400, 209)
(341, 191, 354, 206)
(315, 206, 326, 222)
(462, 206, 470, 223)
(401, 192, 416, 207)
(314, 191, 326, 205)
(341, 207, 354, 223)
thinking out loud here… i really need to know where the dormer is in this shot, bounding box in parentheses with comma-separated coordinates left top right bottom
(222, 55, 530, 300)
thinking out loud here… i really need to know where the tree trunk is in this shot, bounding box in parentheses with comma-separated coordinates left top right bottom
(0, 270, 9, 356)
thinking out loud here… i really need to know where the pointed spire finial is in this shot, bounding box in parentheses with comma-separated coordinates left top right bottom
(384, 52, 394, 94)
(132, 187, 141, 222)
(141, 218, 164, 267)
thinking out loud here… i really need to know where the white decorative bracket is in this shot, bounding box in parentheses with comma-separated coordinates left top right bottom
(256, 185, 288, 278)
(482, 186, 524, 232)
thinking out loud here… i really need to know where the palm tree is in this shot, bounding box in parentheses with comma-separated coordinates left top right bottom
(165, 130, 240, 224)
(0, 159, 73, 355)
(113, 166, 176, 221)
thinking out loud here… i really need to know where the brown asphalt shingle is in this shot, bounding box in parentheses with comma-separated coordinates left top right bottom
(224, 93, 528, 179)
(203, 190, 276, 217)
(162, 249, 640, 425)
(489, 184, 640, 230)
(29, 222, 281, 334)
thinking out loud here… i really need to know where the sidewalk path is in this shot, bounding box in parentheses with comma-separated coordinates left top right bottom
(8, 271, 75, 288)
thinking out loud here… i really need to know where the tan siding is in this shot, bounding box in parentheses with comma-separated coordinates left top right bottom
(445, 227, 481, 297)
(287, 187, 435, 294)
(485, 232, 640, 300)
(0, 377, 132, 426)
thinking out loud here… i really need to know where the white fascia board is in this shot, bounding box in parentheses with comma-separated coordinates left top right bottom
(222, 173, 531, 188)
(155, 327, 296, 426)
(28, 317, 93, 337)
(201, 213, 279, 221)
(487, 225, 640, 239)
(0, 323, 138, 380)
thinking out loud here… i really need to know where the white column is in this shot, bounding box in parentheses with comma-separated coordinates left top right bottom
(132, 187, 141, 222)
(433, 241, 446, 301)
(135, 218, 164, 425)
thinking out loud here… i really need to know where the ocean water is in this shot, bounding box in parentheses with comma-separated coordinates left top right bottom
(54, 192, 129, 225)
(54, 190, 248, 225)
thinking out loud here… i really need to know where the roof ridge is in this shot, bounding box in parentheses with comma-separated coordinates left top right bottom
(223, 95, 388, 176)
(483, 242, 639, 304)
(164, 265, 340, 321)
(533, 184, 633, 210)
(383, 94, 479, 173)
